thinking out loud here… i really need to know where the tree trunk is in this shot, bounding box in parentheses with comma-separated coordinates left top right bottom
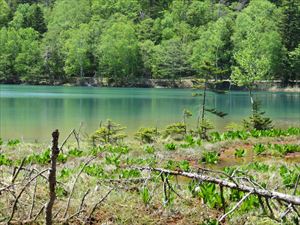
(45, 130, 59, 225)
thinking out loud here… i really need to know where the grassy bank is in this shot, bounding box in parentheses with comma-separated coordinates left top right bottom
(0, 127, 299, 224)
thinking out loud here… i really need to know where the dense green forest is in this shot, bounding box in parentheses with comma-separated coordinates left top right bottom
(0, 0, 299, 85)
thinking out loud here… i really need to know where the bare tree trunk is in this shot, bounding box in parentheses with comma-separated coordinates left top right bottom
(45, 129, 59, 225)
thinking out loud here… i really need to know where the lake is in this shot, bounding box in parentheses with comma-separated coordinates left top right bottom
(0, 85, 299, 142)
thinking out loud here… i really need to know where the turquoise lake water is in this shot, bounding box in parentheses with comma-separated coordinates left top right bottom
(0, 85, 299, 141)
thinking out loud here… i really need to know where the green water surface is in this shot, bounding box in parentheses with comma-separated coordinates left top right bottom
(0, 85, 299, 141)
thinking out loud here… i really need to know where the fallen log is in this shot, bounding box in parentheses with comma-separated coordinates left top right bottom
(134, 166, 300, 206)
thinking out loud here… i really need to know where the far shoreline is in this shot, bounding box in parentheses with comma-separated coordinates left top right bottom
(1, 78, 300, 92)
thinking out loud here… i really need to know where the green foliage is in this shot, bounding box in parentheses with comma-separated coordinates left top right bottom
(7, 139, 20, 147)
(243, 100, 273, 131)
(9, 4, 47, 34)
(92, 0, 141, 20)
(165, 159, 190, 172)
(163, 122, 186, 140)
(271, 143, 300, 156)
(0, 138, 3, 146)
(279, 165, 300, 188)
(56, 185, 68, 198)
(67, 148, 83, 157)
(141, 187, 151, 206)
(247, 162, 269, 173)
(84, 164, 106, 178)
(90, 120, 126, 145)
(289, 43, 300, 80)
(59, 167, 73, 179)
(234, 148, 245, 158)
(0, 0, 296, 86)
(208, 127, 300, 143)
(200, 219, 219, 225)
(0, 27, 42, 83)
(105, 153, 121, 167)
(180, 135, 195, 148)
(253, 143, 266, 155)
(0, 154, 12, 166)
(281, 0, 300, 52)
(196, 182, 223, 209)
(0, 0, 10, 27)
(150, 37, 193, 79)
(97, 18, 141, 82)
(201, 151, 219, 164)
(62, 24, 92, 77)
(143, 145, 155, 154)
(231, 0, 283, 88)
(164, 142, 176, 151)
(135, 127, 159, 143)
(26, 149, 68, 165)
(191, 16, 233, 79)
(179, 160, 190, 172)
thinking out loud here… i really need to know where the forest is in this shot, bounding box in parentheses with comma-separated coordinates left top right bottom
(0, 0, 299, 86)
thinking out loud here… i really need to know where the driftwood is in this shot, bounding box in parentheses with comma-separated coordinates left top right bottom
(134, 166, 300, 206)
(45, 129, 60, 225)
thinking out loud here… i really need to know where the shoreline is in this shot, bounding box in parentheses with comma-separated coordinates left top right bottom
(1, 78, 300, 92)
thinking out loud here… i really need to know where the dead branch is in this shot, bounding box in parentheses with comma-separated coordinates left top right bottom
(7, 168, 49, 224)
(63, 188, 90, 224)
(280, 173, 300, 219)
(28, 178, 38, 220)
(63, 157, 95, 218)
(45, 129, 59, 225)
(79, 189, 90, 213)
(134, 166, 300, 205)
(218, 191, 253, 222)
(11, 158, 26, 183)
(85, 188, 113, 224)
(33, 205, 45, 221)
(60, 128, 75, 151)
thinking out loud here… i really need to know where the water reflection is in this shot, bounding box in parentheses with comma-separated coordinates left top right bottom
(0, 85, 299, 141)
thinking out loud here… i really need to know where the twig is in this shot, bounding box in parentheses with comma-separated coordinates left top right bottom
(7, 168, 49, 224)
(218, 191, 253, 222)
(86, 188, 113, 223)
(63, 157, 95, 218)
(258, 196, 267, 215)
(165, 176, 186, 200)
(11, 158, 26, 183)
(293, 173, 300, 195)
(60, 128, 75, 151)
(220, 185, 226, 214)
(265, 198, 275, 218)
(63, 189, 90, 224)
(28, 178, 38, 220)
(33, 205, 45, 221)
(79, 189, 91, 213)
(161, 174, 169, 206)
(280, 173, 300, 219)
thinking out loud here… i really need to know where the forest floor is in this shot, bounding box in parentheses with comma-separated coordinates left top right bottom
(0, 129, 299, 224)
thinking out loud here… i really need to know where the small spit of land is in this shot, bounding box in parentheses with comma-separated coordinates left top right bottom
(0, 125, 299, 225)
